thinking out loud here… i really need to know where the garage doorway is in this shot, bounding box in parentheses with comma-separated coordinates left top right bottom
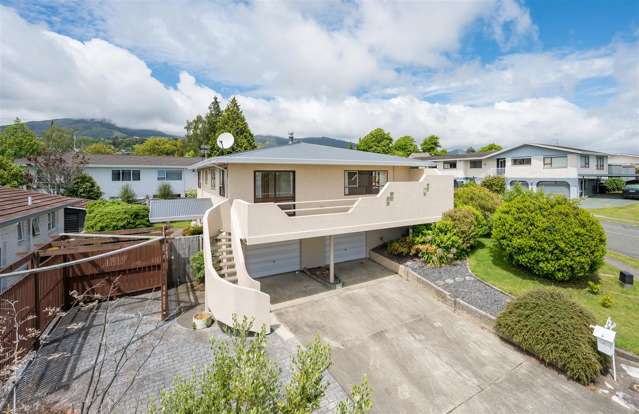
(537, 181, 571, 198)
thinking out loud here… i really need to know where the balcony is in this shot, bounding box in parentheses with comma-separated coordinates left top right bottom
(233, 173, 454, 245)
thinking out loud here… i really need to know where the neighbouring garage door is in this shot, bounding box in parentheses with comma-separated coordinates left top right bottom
(245, 240, 300, 278)
(324, 232, 367, 264)
(510, 180, 529, 189)
(537, 181, 571, 197)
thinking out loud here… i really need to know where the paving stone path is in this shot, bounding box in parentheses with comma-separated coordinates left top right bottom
(15, 291, 347, 413)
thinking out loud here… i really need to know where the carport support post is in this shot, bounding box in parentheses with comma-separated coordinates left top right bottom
(329, 235, 335, 284)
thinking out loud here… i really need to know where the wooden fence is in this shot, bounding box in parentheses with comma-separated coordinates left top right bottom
(0, 233, 168, 374)
(168, 235, 203, 287)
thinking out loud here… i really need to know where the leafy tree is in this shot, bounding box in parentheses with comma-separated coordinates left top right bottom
(603, 177, 624, 193)
(150, 317, 372, 414)
(42, 123, 74, 152)
(0, 118, 43, 159)
(119, 184, 137, 203)
(420, 135, 447, 155)
(479, 143, 502, 152)
(84, 143, 115, 154)
(185, 97, 224, 156)
(26, 151, 86, 195)
(84, 200, 150, 232)
(391, 135, 418, 157)
(356, 128, 393, 154)
(63, 174, 102, 199)
(0, 156, 26, 187)
(132, 137, 184, 156)
(213, 97, 257, 155)
(156, 183, 174, 199)
(465, 147, 476, 153)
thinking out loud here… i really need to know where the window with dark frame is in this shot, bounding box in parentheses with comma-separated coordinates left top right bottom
(469, 160, 482, 168)
(16, 221, 24, 242)
(596, 156, 605, 170)
(158, 169, 182, 181)
(47, 211, 56, 232)
(344, 170, 388, 195)
(580, 155, 590, 168)
(543, 156, 567, 169)
(112, 169, 140, 181)
(443, 161, 457, 169)
(511, 158, 531, 166)
(32, 217, 40, 237)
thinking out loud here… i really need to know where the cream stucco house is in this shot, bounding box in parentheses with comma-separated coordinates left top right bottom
(190, 142, 453, 331)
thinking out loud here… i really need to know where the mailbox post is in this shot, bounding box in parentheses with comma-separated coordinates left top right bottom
(592, 317, 617, 381)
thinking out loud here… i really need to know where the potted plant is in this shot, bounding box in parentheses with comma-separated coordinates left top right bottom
(192, 311, 213, 330)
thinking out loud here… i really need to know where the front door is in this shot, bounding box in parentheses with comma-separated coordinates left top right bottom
(496, 158, 506, 175)
(254, 171, 296, 213)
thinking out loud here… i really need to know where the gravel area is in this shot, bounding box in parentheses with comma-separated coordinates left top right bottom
(375, 247, 511, 317)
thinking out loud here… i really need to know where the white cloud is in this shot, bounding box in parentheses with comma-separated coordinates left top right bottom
(86, 0, 538, 97)
(0, 5, 637, 154)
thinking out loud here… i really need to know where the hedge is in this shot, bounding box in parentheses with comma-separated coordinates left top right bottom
(480, 175, 506, 195)
(496, 289, 606, 384)
(84, 200, 151, 232)
(492, 191, 605, 281)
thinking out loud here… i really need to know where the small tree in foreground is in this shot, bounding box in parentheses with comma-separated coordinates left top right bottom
(150, 317, 372, 414)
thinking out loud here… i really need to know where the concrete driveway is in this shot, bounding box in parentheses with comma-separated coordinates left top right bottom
(273, 263, 625, 413)
(581, 195, 639, 209)
(601, 220, 639, 259)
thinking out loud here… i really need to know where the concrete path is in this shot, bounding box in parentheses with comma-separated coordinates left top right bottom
(601, 221, 639, 259)
(274, 273, 628, 413)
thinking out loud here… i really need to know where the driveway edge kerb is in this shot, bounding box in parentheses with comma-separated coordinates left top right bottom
(369, 250, 497, 328)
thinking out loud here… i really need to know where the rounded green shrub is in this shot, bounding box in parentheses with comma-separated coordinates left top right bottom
(480, 175, 506, 195)
(441, 206, 482, 254)
(84, 200, 151, 232)
(496, 289, 606, 385)
(454, 184, 502, 230)
(63, 174, 102, 200)
(600, 294, 613, 308)
(603, 178, 624, 193)
(492, 191, 606, 281)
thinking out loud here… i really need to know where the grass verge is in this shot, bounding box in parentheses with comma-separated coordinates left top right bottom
(153, 220, 192, 229)
(588, 204, 639, 225)
(469, 238, 639, 355)
(607, 251, 639, 270)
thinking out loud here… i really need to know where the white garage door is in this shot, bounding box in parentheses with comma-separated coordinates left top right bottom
(324, 232, 367, 263)
(245, 240, 300, 278)
(537, 181, 570, 198)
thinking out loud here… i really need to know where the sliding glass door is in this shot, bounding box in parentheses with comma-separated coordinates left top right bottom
(254, 171, 296, 213)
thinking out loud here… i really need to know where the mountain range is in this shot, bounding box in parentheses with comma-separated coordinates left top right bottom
(0, 118, 353, 149)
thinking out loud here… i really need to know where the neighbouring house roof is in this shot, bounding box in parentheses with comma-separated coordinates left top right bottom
(149, 198, 213, 223)
(15, 153, 203, 168)
(0, 187, 86, 226)
(191, 142, 428, 169)
(411, 151, 498, 161)
(412, 143, 609, 161)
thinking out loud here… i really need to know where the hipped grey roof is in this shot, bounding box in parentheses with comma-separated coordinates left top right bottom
(191, 142, 428, 169)
(149, 198, 213, 223)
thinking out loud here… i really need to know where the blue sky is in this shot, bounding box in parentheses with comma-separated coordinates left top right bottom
(0, 1, 637, 152)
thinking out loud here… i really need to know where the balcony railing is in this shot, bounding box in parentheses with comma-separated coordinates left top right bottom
(234, 173, 454, 245)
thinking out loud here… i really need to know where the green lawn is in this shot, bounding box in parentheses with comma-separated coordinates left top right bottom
(469, 238, 639, 354)
(588, 204, 639, 225)
(153, 220, 192, 229)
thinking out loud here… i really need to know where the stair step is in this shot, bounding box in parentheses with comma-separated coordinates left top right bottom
(214, 254, 234, 261)
(219, 268, 237, 276)
(225, 276, 238, 284)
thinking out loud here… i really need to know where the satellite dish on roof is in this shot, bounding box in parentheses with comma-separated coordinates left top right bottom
(216, 132, 235, 150)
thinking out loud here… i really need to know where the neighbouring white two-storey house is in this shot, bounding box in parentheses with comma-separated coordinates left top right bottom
(184, 142, 453, 331)
(413, 143, 613, 199)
